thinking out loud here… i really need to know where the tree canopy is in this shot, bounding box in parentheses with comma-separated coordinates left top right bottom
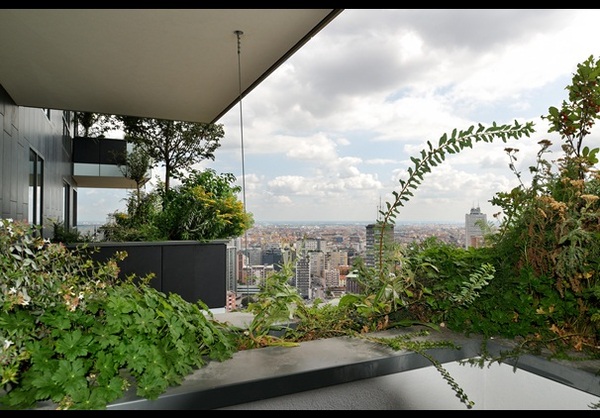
(75, 112, 225, 194)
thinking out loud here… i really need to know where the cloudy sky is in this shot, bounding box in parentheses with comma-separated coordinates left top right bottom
(78, 9, 600, 225)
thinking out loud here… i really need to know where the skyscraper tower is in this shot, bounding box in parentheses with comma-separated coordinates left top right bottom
(365, 223, 394, 268)
(465, 206, 487, 249)
(295, 254, 311, 299)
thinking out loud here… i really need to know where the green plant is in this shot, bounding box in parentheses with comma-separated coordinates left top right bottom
(101, 168, 253, 242)
(74, 112, 117, 138)
(230, 120, 533, 410)
(334, 121, 533, 333)
(155, 168, 254, 241)
(286, 299, 359, 341)
(342, 54, 600, 370)
(237, 264, 304, 349)
(0, 219, 237, 410)
(100, 192, 164, 242)
(376, 120, 535, 270)
(115, 141, 152, 203)
(49, 219, 86, 244)
(114, 115, 225, 194)
(238, 263, 478, 408)
(359, 55, 600, 358)
(482, 55, 600, 354)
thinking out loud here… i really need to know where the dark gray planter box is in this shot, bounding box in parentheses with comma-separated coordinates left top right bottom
(74, 240, 227, 309)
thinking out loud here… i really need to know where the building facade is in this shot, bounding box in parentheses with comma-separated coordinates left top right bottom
(465, 206, 487, 249)
(0, 86, 77, 238)
(365, 223, 394, 268)
(295, 254, 311, 299)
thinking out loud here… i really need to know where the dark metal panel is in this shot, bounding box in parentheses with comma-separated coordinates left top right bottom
(0, 84, 69, 226)
(80, 241, 227, 309)
(162, 242, 226, 307)
(87, 244, 163, 293)
(99, 138, 126, 165)
(72, 137, 127, 165)
(72, 136, 100, 163)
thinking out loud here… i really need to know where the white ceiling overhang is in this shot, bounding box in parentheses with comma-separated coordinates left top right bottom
(0, 9, 343, 123)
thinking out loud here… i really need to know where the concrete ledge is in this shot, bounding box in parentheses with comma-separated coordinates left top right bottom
(104, 326, 600, 410)
(485, 337, 600, 397)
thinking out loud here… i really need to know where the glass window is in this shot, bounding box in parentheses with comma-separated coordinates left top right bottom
(63, 181, 70, 228)
(28, 149, 44, 226)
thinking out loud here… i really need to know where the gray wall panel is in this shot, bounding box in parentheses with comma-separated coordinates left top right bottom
(0, 84, 73, 237)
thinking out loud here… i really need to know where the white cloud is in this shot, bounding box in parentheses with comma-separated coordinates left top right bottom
(77, 9, 600, 225)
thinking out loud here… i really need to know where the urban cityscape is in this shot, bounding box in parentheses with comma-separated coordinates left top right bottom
(77, 205, 489, 312)
(223, 206, 488, 310)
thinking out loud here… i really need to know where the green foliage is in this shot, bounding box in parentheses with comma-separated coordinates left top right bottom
(483, 55, 600, 353)
(287, 300, 360, 341)
(0, 219, 236, 410)
(238, 264, 305, 349)
(74, 112, 225, 194)
(69, 112, 239, 243)
(341, 251, 404, 328)
(74, 112, 117, 138)
(352, 54, 600, 357)
(155, 169, 254, 241)
(237, 266, 477, 408)
(395, 238, 498, 325)
(333, 121, 534, 336)
(100, 193, 164, 242)
(117, 116, 224, 194)
(49, 219, 89, 245)
(99, 168, 253, 242)
(299, 55, 600, 406)
(545, 55, 600, 159)
(376, 120, 534, 274)
(379, 121, 535, 220)
(116, 142, 152, 201)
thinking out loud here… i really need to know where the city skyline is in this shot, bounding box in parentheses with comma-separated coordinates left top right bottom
(77, 9, 600, 224)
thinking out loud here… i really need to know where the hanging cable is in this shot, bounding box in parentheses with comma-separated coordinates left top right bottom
(235, 30, 247, 219)
(235, 30, 250, 302)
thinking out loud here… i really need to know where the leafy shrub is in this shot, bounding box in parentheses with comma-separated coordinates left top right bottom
(99, 168, 253, 242)
(481, 55, 600, 353)
(155, 169, 253, 241)
(352, 55, 600, 357)
(0, 219, 237, 410)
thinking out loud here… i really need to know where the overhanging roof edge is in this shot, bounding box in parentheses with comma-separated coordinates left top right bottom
(211, 8, 345, 124)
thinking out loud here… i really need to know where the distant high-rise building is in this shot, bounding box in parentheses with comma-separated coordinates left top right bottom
(309, 250, 325, 281)
(324, 268, 340, 288)
(295, 255, 311, 299)
(295, 238, 321, 252)
(327, 250, 348, 270)
(365, 223, 394, 268)
(262, 248, 284, 271)
(465, 206, 487, 249)
(246, 247, 263, 265)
